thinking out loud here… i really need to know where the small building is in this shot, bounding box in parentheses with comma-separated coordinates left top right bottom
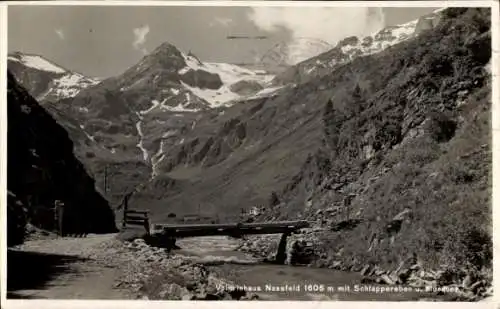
(248, 206, 262, 216)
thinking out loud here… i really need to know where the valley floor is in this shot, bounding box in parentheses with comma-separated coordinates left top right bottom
(7, 233, 489, 302)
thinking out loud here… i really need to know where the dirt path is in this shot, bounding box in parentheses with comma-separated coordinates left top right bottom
(8, 234, 133, 299)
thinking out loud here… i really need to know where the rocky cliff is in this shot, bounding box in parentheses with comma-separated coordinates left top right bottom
(7, 71, 117, 245)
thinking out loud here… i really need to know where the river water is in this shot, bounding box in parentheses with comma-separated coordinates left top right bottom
(174, 236, 453, 301)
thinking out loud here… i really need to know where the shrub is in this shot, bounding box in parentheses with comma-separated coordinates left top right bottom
(427, 112, 457, 143)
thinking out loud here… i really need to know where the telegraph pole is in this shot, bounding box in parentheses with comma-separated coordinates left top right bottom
(103, 165, 109, 194)
(103, 165, 107, 193)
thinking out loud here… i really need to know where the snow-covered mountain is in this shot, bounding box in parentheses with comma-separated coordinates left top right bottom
(7, 8, 446, 202)
(260, 37, 334, 67)
(111, 43, 277, 113)
(272, 8, 444, 85)
(8, 43, 283, 201)
(7, 52, 101, 102)
(7, 8, 447, 200)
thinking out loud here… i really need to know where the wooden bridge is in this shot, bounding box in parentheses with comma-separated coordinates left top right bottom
(151, 220, 310, 238)
(122, 208, 310, 238)
(122, 208, 310, 264)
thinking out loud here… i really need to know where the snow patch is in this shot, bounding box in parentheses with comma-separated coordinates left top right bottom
(140, 99, 161, 115)
(150, 140, 166, 179)
(135, 112, 149, 162)
(247, 85, 286, 100)
(10, 54, 66, 74)
(177, 52, 276, 106)
(181, 81, 239, 108)
(338, 16, 428, 63)
(36, 72, 100, 101)
(84, 132, 95, 142)
(77, 124, 96, 142)
(162, 130, 177, 138)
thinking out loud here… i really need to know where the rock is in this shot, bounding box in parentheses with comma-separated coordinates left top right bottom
(133, 238, 146, 246)
(419, 271, 437, 281)
(158, 286, 169, 299)
(329, 260, 342, 269)
(408, 277, 426, 288)
(159, 283, 192, 300)
(392, 208, 412, 221)
(485, 285, 493, 296)
(182, 294, 194, 300)
(462, 274, 473, 289)
(380, 274, 396, 285)
(436, 269, 456, 286)
(374, 269, 386, 276)
(398, 268, 412, 283)
(361, 276, 377, 284)
(470, 280, 484, 293)
(410, 264, 421, 271)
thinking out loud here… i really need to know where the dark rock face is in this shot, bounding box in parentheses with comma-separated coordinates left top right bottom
(229, 80, 264, 96)
(338, 36, 360, 48)
(7, 192, 28, 247)
(180, 69, 223, 90)
(7, 71, 117, 239)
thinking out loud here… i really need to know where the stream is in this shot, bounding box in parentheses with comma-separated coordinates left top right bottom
(174, 236, 454, 301)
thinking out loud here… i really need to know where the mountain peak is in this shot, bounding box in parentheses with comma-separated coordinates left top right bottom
(150, 41, 183, 57)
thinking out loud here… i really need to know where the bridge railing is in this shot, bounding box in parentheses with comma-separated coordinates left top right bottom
(123, 209, 150, 232)
(153, 220, 310, 237)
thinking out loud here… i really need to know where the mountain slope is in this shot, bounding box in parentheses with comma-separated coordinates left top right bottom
(7, 70, 117, 245)
(247, 7, 491, 277)
(123, 9, 492, 288)
(272, 8, 444, 86)
(8, 52, 100, 102)
(19, 43, 279, 205)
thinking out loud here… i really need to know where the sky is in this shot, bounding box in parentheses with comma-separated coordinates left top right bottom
(8, 5, 439, 78)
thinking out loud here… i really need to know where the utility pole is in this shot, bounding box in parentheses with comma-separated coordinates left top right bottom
(103, 165, 108, 194)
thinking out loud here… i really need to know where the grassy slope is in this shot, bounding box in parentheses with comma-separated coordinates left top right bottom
(266, 8, 492, 274)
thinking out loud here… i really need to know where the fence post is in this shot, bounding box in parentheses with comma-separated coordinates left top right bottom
(122, 194, 129, 229)
(144, 216, 150, 235)
(54, 200, 64, 236)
